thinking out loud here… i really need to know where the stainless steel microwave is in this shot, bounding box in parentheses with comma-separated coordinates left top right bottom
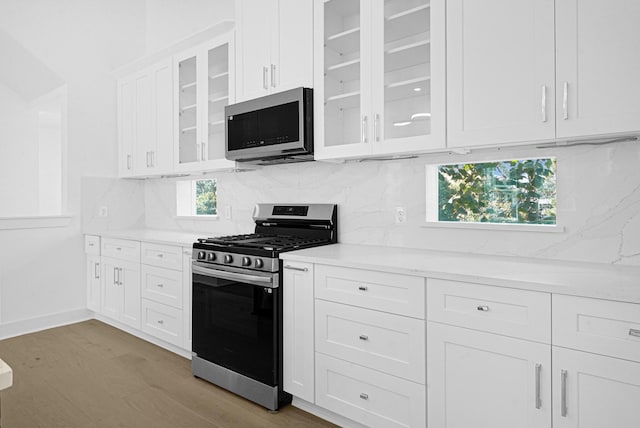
(225, 87, 313, 165)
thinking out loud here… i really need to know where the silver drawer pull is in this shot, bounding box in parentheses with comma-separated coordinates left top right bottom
(116, 247, 122, 251)
(629, 329, 640, 338)
(284, 265, 308, 272)
(157, 320, 164, 325)
(359, 334, 369, 341)
(358, 285, 368, 291)
(157, 253, 164, 258)
(89, 242, 95, 246)
(157, 283, 164, 288)
(359, 393, 368, 400)
(477, 305, 490, 312)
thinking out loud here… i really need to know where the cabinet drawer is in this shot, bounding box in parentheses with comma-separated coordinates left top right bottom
(85, 235, 100, 255)
(553, 294, 640, 363)
(315, 265, 425, 318)
(141, 242, 182, 271)
(141, 265, 183, 309)
(315, 300, 425, 383)
(141, 299, 183, 347)
(315, 353, 426, 428)
(427, 278, 551, 343)
(101, 238, 140, 262)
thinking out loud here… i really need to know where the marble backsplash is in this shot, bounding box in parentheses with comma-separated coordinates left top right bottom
(82, 140, 640, 266)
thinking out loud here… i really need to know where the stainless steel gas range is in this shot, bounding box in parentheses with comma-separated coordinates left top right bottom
(191, 203, 337, 410)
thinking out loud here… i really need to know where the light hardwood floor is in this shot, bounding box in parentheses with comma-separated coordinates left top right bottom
(0, 320, 338, 428)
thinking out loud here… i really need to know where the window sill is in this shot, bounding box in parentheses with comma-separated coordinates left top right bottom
(0, 215, 73, 230)
(175, 215, 220, 221)
(422, 221, 565, 233)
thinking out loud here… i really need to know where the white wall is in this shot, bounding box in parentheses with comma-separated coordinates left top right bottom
(0, 0, 146, 336)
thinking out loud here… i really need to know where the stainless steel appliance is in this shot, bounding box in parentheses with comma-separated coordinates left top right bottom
(191, 203, 337, 410)
(224, 87, 313, 165)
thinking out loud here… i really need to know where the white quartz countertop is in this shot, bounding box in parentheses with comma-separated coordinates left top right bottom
(281, 243, 640, 304)
(0, 358, 12, 390)
(85, 229, 201, 247)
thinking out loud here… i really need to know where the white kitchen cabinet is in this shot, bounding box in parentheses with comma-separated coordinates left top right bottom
(446, 0, 556, 148)
(555, 0, 640, 138)
(314, 0, 445, 160)
(101, 256, 141, 329)
(117, 59, 173, 177)
(174, 33, 237, 173)
(282, 261, 315, 403)
(427, 322, 552, 428)
(182, 247, 192, 351)
(85, 235, 101, 313)
(552, 347, 640, 428)
(235, 0, 313, 102)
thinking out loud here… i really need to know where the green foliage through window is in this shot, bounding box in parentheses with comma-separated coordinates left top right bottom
(438, 158, 556, 224)
(195, 179, 217, 216)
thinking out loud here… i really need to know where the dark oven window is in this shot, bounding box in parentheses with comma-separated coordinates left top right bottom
(192, 272, 277, 386)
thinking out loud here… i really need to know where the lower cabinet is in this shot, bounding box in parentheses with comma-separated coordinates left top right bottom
(86, 254, 101, 312)
(101, 256, 141, 329)
(427, 322, 552, 428)
(552, 347, 640, 428)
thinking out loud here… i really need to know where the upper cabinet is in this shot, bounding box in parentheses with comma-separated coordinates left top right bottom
(117, 59, 174, 177)
(235, 0, 314, 102)
(447, 0, 640, 149)
(174, 33, 237, 173)
(314, 0, 446, 161)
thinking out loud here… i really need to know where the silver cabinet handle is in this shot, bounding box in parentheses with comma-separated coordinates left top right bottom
(94, 262, 100, 279)
(361, 115, 368, 143)
(477, 305, 489, 312)
(541, 85, 547, 122)
(116, 247, 122, 252)
(113, 267, 119, 285)
(629, 329, 640, 338)
(157, 283, 164, 288)
(157, 253, 164, 258)
(271, 63, 276, 88)
(561, 369, 568, 417)
(150, 151, 154, 167)
(563, 81, 569, 120)
(263, 66, 269, 90)
(358, 285, 368, 291)
(201, 143, 206, 162)
(127, 154, 132, 170)
(157, 319, 164, 325)
(535, 363, 542, 409)
(359, 334, 368, 341)
(284, 265, 308, 272)
(374, 113, 380, 141)
(359, 393, 368, 400)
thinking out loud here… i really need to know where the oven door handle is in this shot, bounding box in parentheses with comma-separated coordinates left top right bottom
(192, 264, 277, 288)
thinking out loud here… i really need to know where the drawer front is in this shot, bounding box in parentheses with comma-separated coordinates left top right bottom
(553, 294, 640, 363)
(315, 300, 425, 383)
(101, 238, 140, 262)
(85, 235, 101, 255)
(427, 278, 551, 343)
(141, 265, 183, 309)
(141, 242, 182, 271)
(141, 299, 183, 347)
(315, 353, 426, 428)
(315, 265, 425, 318)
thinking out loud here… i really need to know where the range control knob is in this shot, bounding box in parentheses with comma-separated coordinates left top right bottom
(254, 258, 264, 269)
(207, 252, 216, 262)
(242, 257, 251, 267)
(224, 254, 233, 264)
(197, 251, 206, 260)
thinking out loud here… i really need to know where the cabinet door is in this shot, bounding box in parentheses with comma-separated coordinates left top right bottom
(236, 0, 274, 101)
(314, 0, 371, 160)
(282, 262, 315, 402)
(555, 0, 640, 138)
(446, 0, 555, 148)
(120, 259, 141, 329)
(86, 255, 101, 312)
(182, 248, 192, 351)
(117, 77, 135, 177)
(553, 347, 640, 428)
(273, 0, 313, 93)
(428, 322, 552, 428)
(150, 59, 173, 173)
(133, 70, 154, 173)
(174, 47, 201, 170)
(101, 257, 123, 320)
(371, 0, 445, 155)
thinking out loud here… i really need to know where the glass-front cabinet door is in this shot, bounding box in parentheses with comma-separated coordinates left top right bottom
(314, 0, 445, 160)
(174, 33, 236, 172)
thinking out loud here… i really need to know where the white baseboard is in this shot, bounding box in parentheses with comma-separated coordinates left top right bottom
(0, 308, 93, 340)
(292, 397, 368, 428)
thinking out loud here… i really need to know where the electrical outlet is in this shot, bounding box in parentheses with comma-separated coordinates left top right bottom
(394, 206, 407, 224)
(224, 205, 232, 220)
(98, 206, 109, 217)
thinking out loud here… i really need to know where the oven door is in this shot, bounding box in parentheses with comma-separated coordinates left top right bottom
(192, 263, 280, 387)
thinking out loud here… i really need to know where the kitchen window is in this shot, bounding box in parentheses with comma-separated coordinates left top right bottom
(176, 178, 217, 217)
(426, 158, 557, 228)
